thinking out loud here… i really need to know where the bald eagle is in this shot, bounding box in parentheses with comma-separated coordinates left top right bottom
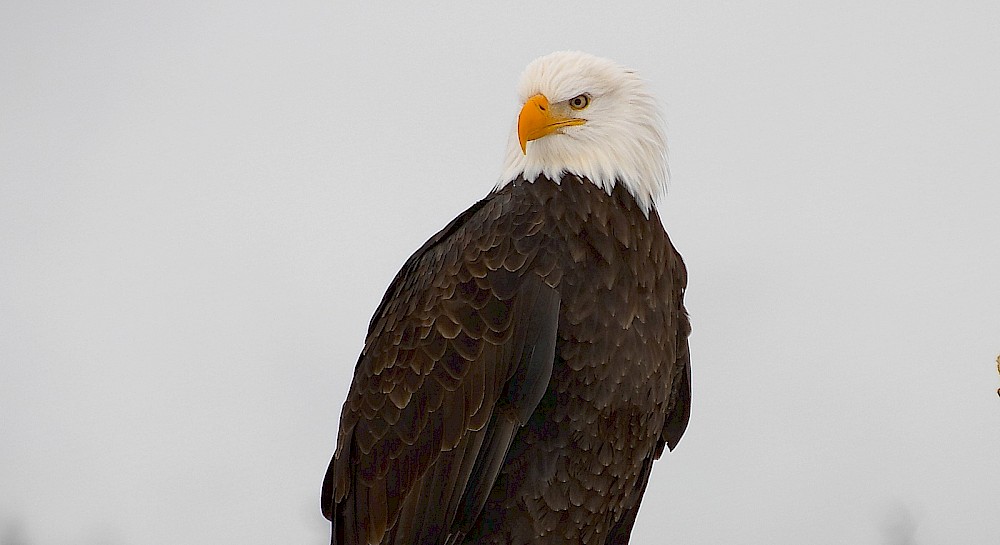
(322, 51, 691, 545)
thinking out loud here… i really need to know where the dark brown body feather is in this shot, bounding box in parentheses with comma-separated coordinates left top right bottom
(322, 175, 691, 545)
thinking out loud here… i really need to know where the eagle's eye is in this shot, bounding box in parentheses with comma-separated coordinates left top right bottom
(568, 94, 590, 110)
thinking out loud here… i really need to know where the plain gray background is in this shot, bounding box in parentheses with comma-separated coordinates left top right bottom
(2, 1, 998, 544)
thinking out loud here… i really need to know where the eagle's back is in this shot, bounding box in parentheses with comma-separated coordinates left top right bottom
(324, 175, 690, 545)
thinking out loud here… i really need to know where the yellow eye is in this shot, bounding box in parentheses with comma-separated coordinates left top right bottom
(568, 94, 590, 110)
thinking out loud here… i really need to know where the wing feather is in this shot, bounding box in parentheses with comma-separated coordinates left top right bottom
(322, 191, 561, 544)
(661, 249, 692, 454)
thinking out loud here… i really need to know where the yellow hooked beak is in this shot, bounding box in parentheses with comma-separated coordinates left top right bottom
(517, 94, 586, 154)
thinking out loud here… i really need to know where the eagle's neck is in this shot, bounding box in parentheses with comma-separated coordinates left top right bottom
(496, 123, 667, 218)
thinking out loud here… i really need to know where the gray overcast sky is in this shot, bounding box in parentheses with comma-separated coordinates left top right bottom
(2, 1, 998, 544)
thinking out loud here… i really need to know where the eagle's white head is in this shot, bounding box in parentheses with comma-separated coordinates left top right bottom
(498, 51, 668, 215)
